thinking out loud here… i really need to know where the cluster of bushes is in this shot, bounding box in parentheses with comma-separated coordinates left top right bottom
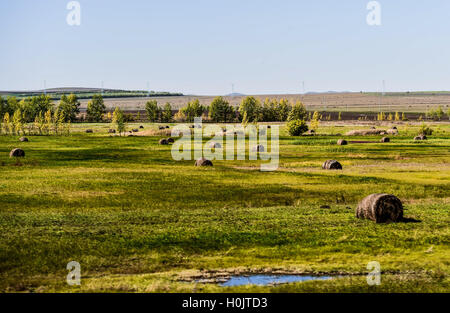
(1, 108, 71, 136)
(426, 106, 450, 121)
(0, 94, 82, 123)
(377, 112, 408, 121)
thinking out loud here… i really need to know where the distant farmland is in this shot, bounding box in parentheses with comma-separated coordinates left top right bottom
(78, 92, 450, 113)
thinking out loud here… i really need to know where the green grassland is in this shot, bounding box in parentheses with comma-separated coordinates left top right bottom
(0, 122, 449, 292)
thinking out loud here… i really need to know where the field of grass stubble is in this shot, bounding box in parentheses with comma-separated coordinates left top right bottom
(0, 122, 449, 292)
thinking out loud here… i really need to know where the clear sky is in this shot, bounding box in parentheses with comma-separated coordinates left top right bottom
(1, 0, 450, 95)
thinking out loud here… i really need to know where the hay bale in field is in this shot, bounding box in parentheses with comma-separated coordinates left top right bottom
(337, 139, 348, 145)
(165, 126, 170, 129)
(132, 129, 139, 132)
(267, 125, 271, 129)
(108, 129, 116, 134)
(356, 193, 403, 223)
(159, 126, 165, 130)
(85, 129, 93, 133)
(392, 126, 398, 130)
(19, 137, 28, 142)
(139, 125, 144, 129)
(195, 158, 213, 167)
(322, 160, 342, 170)
(252, 144, 265, 152)
(380, 137, 390, 143)
(167, 137, 175, 143)
(9, 148, 25, 158)
(414, 135, 427, 141)
(210, 142, 222, 149)
(159, 138, 169, 145)
(345, 129, 387, 136)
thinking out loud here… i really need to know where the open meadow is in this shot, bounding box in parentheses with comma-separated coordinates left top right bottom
(0, 121, 449, 292)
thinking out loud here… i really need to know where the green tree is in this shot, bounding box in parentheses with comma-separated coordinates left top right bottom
(12, 109, 24, 135)
(238, 96, 259, 122)
(145, 100, 161, 122)
(6, 96, 19, 115)
(181, 99, 206, 122)
(3, 112, 11, 135)
(34, 112, 44, 135)
(209, 96, 234, 122)
(310, 111, 320, 131)
(161, 102, 173, 123)
(436, 106, 444, 120)
(276, 98, 292, 121)
(86, 94, 106, 122)
(261, 98, 277, 122)
(44, 110, 53, 134)
(112, 107, 126, 135)
(58, 94, 80, 122)
(0, 96, 7, 117)
(287, 101, 307, 121)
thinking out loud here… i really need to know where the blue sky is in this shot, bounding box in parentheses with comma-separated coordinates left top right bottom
(1, 0, 450, 95)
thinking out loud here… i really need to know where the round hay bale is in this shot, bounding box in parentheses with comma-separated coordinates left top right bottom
(159, 138, 169, 145)
(380, 137, 390, 143)
(165, 126, 170, 129)
(158, 126, 165, 130)
(139, 125, 144, 129)
(414, 135, 427, 141)
(85, 129, 93, 133)
(322, 160, 342, 170)
(392, 126, 398, 130)
(267, 125, 271, 129)
(252, 144, 265, 152)
(19, 137, 29, 142)
(356, 193, 403, 223)
(132, 129, 139, 133)
(167, 137, 175, 143)
(108, 129, 116, 134)
(195, 158, 213, 167)
(210, 142, 222, 149)
(337, 139, 348, 146)
(9, 148, 25, 158)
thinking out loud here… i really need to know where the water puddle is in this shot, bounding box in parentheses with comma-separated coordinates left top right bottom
(220, 275, 333, 287)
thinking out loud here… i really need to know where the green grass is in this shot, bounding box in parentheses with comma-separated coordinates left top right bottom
(0, 122, 449, 293)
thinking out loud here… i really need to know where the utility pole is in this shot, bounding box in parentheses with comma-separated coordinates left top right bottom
(44, 80, 47, 95)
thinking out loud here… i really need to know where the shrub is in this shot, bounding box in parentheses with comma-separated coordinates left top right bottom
(419, 123, 433, 136)
(287, 119, 308, 136)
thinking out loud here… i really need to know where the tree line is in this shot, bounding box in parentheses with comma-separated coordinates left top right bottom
(145, 96, 309, 123)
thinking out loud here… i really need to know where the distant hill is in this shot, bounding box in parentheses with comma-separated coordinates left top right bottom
(0, 87, 183, 100)
(226, 92, 246, 97)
